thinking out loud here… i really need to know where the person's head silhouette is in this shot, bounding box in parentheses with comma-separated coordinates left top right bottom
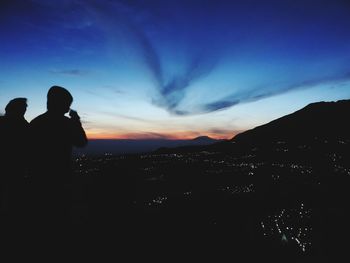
(5, 98, 27, 118)
(47, 86, 73, 115)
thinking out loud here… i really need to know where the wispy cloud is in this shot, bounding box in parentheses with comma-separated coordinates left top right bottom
(51, 0, 350, 116)
(49, 69, 89, 76)
(83, 87, 126, 101)
(84, 90, 115, 100)
(85, 0, 218, 115)
(117, 132, 175, 140)
(199, 71, 350, 113)
(101, 111, 150, 123)
(155, 55, 218, 113)
(102, 85, 125, 94)
(208, 128, 237, 135)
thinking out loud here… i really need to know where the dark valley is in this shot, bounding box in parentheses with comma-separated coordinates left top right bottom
(68, 99, 350, 261)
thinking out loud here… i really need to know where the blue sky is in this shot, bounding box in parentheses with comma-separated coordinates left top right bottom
(1, 0, 350, 139)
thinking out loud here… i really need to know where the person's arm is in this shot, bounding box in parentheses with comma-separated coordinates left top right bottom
(69, 109, 88, 147)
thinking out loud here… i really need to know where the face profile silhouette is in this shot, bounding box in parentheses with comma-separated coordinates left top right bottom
(47, 86, 73, 115)
(5, 98, 28, 118)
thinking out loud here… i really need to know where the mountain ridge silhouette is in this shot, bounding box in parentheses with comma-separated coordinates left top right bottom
(232, 99, 350, 145)
(155, 99, 350, 154)
(74, 136, 221, 156)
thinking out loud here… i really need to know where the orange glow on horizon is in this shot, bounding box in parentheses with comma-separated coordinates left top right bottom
(86, 131, 237, 140)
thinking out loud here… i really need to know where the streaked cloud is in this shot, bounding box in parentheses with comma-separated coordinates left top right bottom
(2, 0, 350, 140)
(116, 132, 174, 140)
(85, 0, 220, 115)
(101, 111, 151, 123)
(200, 70, 350, 113)
(49, 69, 89, 76)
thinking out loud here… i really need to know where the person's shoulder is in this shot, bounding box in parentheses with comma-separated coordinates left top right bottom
(30, 112, 48, 125)
(0, 116, 6, 125)
(23, 118, 30, 127)
(0, 115, 8, 125)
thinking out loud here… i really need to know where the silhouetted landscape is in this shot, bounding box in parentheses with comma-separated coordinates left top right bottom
(13, 98, 344, 260)
(3, 1, 350, 260)
(74, 136, 222, 156)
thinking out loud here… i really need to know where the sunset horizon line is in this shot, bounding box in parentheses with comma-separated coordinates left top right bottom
(86, 132, 236, 141)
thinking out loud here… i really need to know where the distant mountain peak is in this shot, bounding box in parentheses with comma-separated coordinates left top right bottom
(192, 136, 214, 141)
(154, 99, 350, 154)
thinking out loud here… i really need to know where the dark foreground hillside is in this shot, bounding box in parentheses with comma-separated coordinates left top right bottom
(3, 137, 345, 261)
(1, 100, 349, 261)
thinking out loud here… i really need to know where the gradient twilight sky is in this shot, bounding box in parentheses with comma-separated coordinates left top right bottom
(1, 0, 350, 139)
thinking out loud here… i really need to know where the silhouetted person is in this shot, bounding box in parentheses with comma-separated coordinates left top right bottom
(0, 98, 29, 222)
(29, 86, 87, 227)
